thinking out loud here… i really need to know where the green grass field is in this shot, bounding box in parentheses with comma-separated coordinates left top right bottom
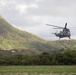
(0, 66, 76, 75)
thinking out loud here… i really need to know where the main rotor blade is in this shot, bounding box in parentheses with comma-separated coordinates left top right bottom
(46, 24, 63, 29)
(53, 28, 64, 29)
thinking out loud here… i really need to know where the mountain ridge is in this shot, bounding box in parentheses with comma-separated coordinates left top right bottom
(0, 16, 76, 54)
(0, 16, 48, 54)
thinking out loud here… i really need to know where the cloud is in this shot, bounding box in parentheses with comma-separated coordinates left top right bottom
(26, 0, 76, 17)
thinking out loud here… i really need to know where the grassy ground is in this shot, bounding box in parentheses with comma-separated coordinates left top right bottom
(0, 66, 76, 75)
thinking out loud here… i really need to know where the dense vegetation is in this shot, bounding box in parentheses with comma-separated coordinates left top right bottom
(0, 49, 76, 65)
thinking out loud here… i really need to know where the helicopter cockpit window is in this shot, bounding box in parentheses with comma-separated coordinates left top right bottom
(66, 29, 70, 32)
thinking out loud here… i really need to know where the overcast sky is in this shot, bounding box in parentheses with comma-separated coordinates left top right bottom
(0, 0, 76, 40)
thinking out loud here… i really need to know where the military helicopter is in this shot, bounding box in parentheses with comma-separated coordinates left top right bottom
(46, 23, 71, 40)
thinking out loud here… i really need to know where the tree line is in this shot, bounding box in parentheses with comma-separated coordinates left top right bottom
(0, 49, 76, 65)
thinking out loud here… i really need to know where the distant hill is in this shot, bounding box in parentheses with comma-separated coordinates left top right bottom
(0, 16, 76, 55)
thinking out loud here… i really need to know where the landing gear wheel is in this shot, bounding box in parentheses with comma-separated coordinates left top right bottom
(69, 36, 70, 39)
(59, 37, 60, 40)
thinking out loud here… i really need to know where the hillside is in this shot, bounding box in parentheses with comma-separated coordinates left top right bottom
(0, 16, 76, 55)
(0, 16, 51, 54)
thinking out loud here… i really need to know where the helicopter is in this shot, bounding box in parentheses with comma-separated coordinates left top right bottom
(46, 23, 71, 40)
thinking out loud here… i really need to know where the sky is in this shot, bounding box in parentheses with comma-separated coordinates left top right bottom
(0, 0, 76, 40)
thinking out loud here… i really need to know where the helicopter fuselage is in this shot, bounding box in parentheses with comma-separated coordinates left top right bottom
(46, 23, 71, 40)
(54, 28, 71, 39)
